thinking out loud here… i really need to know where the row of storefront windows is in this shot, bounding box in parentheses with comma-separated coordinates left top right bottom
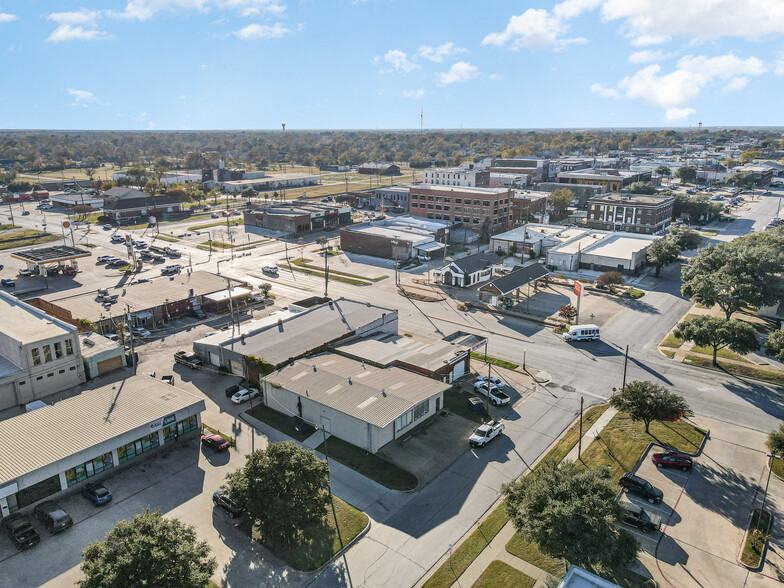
(65, 452, 114, 487)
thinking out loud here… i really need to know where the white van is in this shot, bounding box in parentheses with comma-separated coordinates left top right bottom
(563, 324, 600, 342)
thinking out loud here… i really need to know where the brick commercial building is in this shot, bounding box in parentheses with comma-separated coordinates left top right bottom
(489, 158, 550, 181)
(409, 185, 511, 236)
(557, 168, 652, 192)
(243, 202, 352, 234)
(587, 193, 674, 234)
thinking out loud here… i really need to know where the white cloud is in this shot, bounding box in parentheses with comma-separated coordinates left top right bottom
(665, 107, 696, 121)
(133, 112, 148, 121)
(601, 0, 784, 44)
(482, 8, 587, 51)
(553, 0, 602, 20)
(418, 42, 467, 63)
(436, 61, 479, 85)
(628, 50, 664, 64)
(403, 89, 425, 100)
(488, 73, 503, 81)
(374, 49, 418, 73)
(0, 12, 19, 24)
(594, 53, 767, 118)
(775, 50, 784, 76)
(233, 22, 290, 39)
(590, 82, 619, 99)
(67, 89, 99, 108)
(46, 9, 113, 42)
(630, 34, 671, 47)
(117, 0, 285, 21)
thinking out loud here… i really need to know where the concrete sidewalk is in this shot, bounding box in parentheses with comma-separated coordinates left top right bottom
(563, 406, 618, 463)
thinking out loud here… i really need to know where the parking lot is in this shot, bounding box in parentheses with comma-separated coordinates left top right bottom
(623, 418, 780, 587)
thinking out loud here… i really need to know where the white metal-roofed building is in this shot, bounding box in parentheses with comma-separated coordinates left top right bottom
(0, 291, 85, 410)
(0, 375, 205, 518)
(557, 565, 621, 587)
(263, 354, 450, 453)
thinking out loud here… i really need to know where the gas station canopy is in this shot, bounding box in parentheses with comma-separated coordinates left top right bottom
(11, 246, 92, 267)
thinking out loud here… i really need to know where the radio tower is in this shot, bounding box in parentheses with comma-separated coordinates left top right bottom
(698, 121, 703, 131)
(420, 106, 423, 133)
(281, 123, 286, 132)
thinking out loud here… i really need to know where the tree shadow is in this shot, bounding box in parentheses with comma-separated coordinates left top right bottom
(615, 296, 661, 315)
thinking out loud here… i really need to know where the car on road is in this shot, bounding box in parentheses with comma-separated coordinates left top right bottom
(652, 451, 693, 471)
(190, 308, 207, 319)
(621, 502, 662, 533)
(38, 204, 53, 210)
(619, 473, 663, 504)
(34, 501, 73, 534)
(103, 224, 113, 230)
(1, 278, 15, 287)
(5, 516, 41, 550)
(110, 235, 125, 243)
(82, 482, 113, 505)
(212, 488, 244, 517)
(469, 420, 505, 447)
(21, 210, 30, 216)
(211, 212, 220, 218)
(202, 434, 231, 452)
(97, 255, 114, 263)
(231, 388, 260, 404)
(261, 265, 279, 275)
(161, 264, 181, 275)
(475, 375, 506, 389)
(132, 327, 152, 337)
(473, 381, 510, 406)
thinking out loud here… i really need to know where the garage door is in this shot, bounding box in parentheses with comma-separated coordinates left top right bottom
(451, 360, 465, 381)
(96, 356, 123, 376)
(0, 382, 17, 410)
(210, 352, 220, 366)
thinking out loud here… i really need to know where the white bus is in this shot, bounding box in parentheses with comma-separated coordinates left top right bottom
(563, 324, 600, 342)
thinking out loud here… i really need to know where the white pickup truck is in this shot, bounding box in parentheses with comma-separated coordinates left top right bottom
(474, 381, 511, 406)
(469, 420, 505, 447)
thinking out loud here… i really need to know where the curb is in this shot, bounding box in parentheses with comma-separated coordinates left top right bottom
(678, 356, 784, 388)
(737, 511, 772, 572)
(308, 508, 373, 580)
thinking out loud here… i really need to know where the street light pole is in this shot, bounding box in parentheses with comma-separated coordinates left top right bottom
(758, 453, 782, 532)
(621, 344, 629, 390)
(523, 348, 527, 372)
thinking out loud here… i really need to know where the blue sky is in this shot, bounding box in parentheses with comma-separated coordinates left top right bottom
(1, 0, 783, 130)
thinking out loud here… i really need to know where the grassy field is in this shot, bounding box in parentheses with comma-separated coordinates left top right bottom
(290, 257, 387, 282)
(470, 352, 519, 371)
(661, 349, 676, 358)
(774, 458, 784, 479)
(279, 261, 371, 286)
(152, 234, 180, 243)
(690, 345, 752, 362)
(189, 221, 228, 231)
(245, 404, 312, 442)
(471, 560, 535, 588)
(684, 354, 784, 386)
(20, 164, 126, 182)
(0, 230, 60, 250)
(741, 508, 771, 568)
(315, 437, 418, 491)
(505, 534, 567, 576)
(659, 332, 684, 349)
(0, 223, 16, 230)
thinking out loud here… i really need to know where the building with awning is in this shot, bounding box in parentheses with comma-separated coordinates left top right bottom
(479, 264, 550, 304)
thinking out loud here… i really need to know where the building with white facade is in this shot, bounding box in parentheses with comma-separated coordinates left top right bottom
(422, 167, 490, 187)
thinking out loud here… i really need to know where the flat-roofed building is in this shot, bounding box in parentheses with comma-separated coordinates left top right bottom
(587, 193, 674, 234)
(0, 291, 85, 410)
(409, 185, 511, 235)
(422, 167, 490, 187)
(214, 172, 319, 193)
(557, 169, 652, 192)
(0, 376, 205, 518)
(339, 216, 450, 260)
(244, 201, 352, 233)
(262, 353, 449, 453)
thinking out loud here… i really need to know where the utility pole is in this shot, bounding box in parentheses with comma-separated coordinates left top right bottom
(226, 278, 236, 334)
(621, 344, 629, 391)
(486, 359, 492, 414)
(126, 305, 136, 375)
(578, 396, 584, 460)
(323, 239, 330, 298)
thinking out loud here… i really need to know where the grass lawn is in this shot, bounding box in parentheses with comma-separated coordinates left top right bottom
(0, 223, 16, 230)
(279, 261, 371, 286)
(540, 404, 610, 465)
(315, 437, 417, 491)
(201, 424, 235, 447)
(505, 534, 566, 576)
(188, 220, 227, 231)
(249, 495, 368, 572)
(661, 349, 676, 358)
(741, 508, 771, 567)
(290, 257, 387, 282)
(774, 458, 784, 479)
(470, 352, 519, 371)
(245, 404, 312, 442)
(471, 560, 535, 588)
(0, 230, 59, 250)
(659, 332, 684, 349)
(684, 354, 784, 386)
(153, 234, 180, 243)
(443, 386, 488, 424)
(576, 412, 706, 483)
(690, 345, 752, 363)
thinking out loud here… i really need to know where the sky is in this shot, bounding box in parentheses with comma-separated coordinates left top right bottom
(1, 0, 783, 130)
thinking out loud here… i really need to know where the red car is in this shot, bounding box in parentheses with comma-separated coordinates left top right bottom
(652, 451, 693, 471)
(201, 434, 231, 452)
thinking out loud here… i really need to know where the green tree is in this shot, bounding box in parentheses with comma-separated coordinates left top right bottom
(259, 282, 272, 297)
(764, 329, 784, 362)
(184, 152, 202, 169)
(668, 226, 703, 251)
(628, 181, 657, 195)
(547, 188, 574, 218)
(165, 188, 191, 203)
(655, 165, 672, 180)
(647, 238, 681, 277)
(675, 166, 697, 184)
(674, 315, 759, 366)
(610, 380, 692, 433)
(721, 158, 738, 169)
(767, 424, 784, 456)
(224, 442, 330, 547)
(125, 166, 148, 190)
(739, 150, 758, 164)
(503, 460, 639, 571)
(734, 172, 757, 190)
(79, 509, 216, 588)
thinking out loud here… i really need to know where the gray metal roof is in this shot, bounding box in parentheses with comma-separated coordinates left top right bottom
(267, 354, 449, 428)
(0, 376, 205, 485)
(446, 252, 503, 275)
(481, 264, 550, 296)
(334, 332, 469, 372)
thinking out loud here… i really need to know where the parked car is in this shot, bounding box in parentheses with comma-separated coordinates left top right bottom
(618, 473, 663, 504)
(133, 240, 147, 248)
(110, 235, 125, 243)
(62, 266, 77, 276)
(621, 502, 662, 533)
(475, 375, 506, 390)
(161, 264, 181, 275)
(1, 278, 15, 287)
(140, 252, 154, 260)
(34, 501, 73, 534)
(473, 382, 510, 406)
(190, 308, 207, 319)
(261, 265, 279, 275)
(174, 350, 202, 368)
(469, 420, 505, 447)
(18, 269, 35, 277)
(103, 224, 113, 230)
(231, 388, 260, 404)
(652, 451, 693, 471)
(38, 204, 53, 210)
(132, 327, 152, 337)
(97, 255, 114, 263)
(82, 482, 113, 505)
(202, 434, 231, 452)
(212, 488, 244, 517)
(5, 516, 40, 550)
(21, 210, 30, 216)
(225, 384, 241, 398)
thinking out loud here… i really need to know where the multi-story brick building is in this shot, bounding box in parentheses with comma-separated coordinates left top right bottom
(557, 168, 652, 192)
(422, 167, 490, 187)
(587, 193, 674, 235)
(408, 185, 511, 235)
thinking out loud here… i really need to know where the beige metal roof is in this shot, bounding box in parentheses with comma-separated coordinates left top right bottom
(267, 353, 449, 428)
(0, 375, 205, 485)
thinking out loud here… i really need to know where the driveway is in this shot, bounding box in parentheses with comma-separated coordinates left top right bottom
(630, 417, 780, 588)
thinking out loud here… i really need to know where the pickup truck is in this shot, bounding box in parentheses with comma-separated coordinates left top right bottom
(148, 245, 167, 254)
(6, 516, 40, 550)
(469, 420, 505, 447)
(473, 382, 510, 406)
(174, 350, 202, 368)
(165, 247, 181, 258)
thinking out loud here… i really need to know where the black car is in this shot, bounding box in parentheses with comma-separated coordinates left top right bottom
(140, 252, 154, 260)
(619, 473, 663, 504)
(621, 502, 662, 533)
(225, 384, 240, 398)
(213, 488, 244, 517)
(1, 278, 15, 287)
(34, 501, 73, 533)
(5, 516, 41, 550)
(190, 309, 207, 319)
